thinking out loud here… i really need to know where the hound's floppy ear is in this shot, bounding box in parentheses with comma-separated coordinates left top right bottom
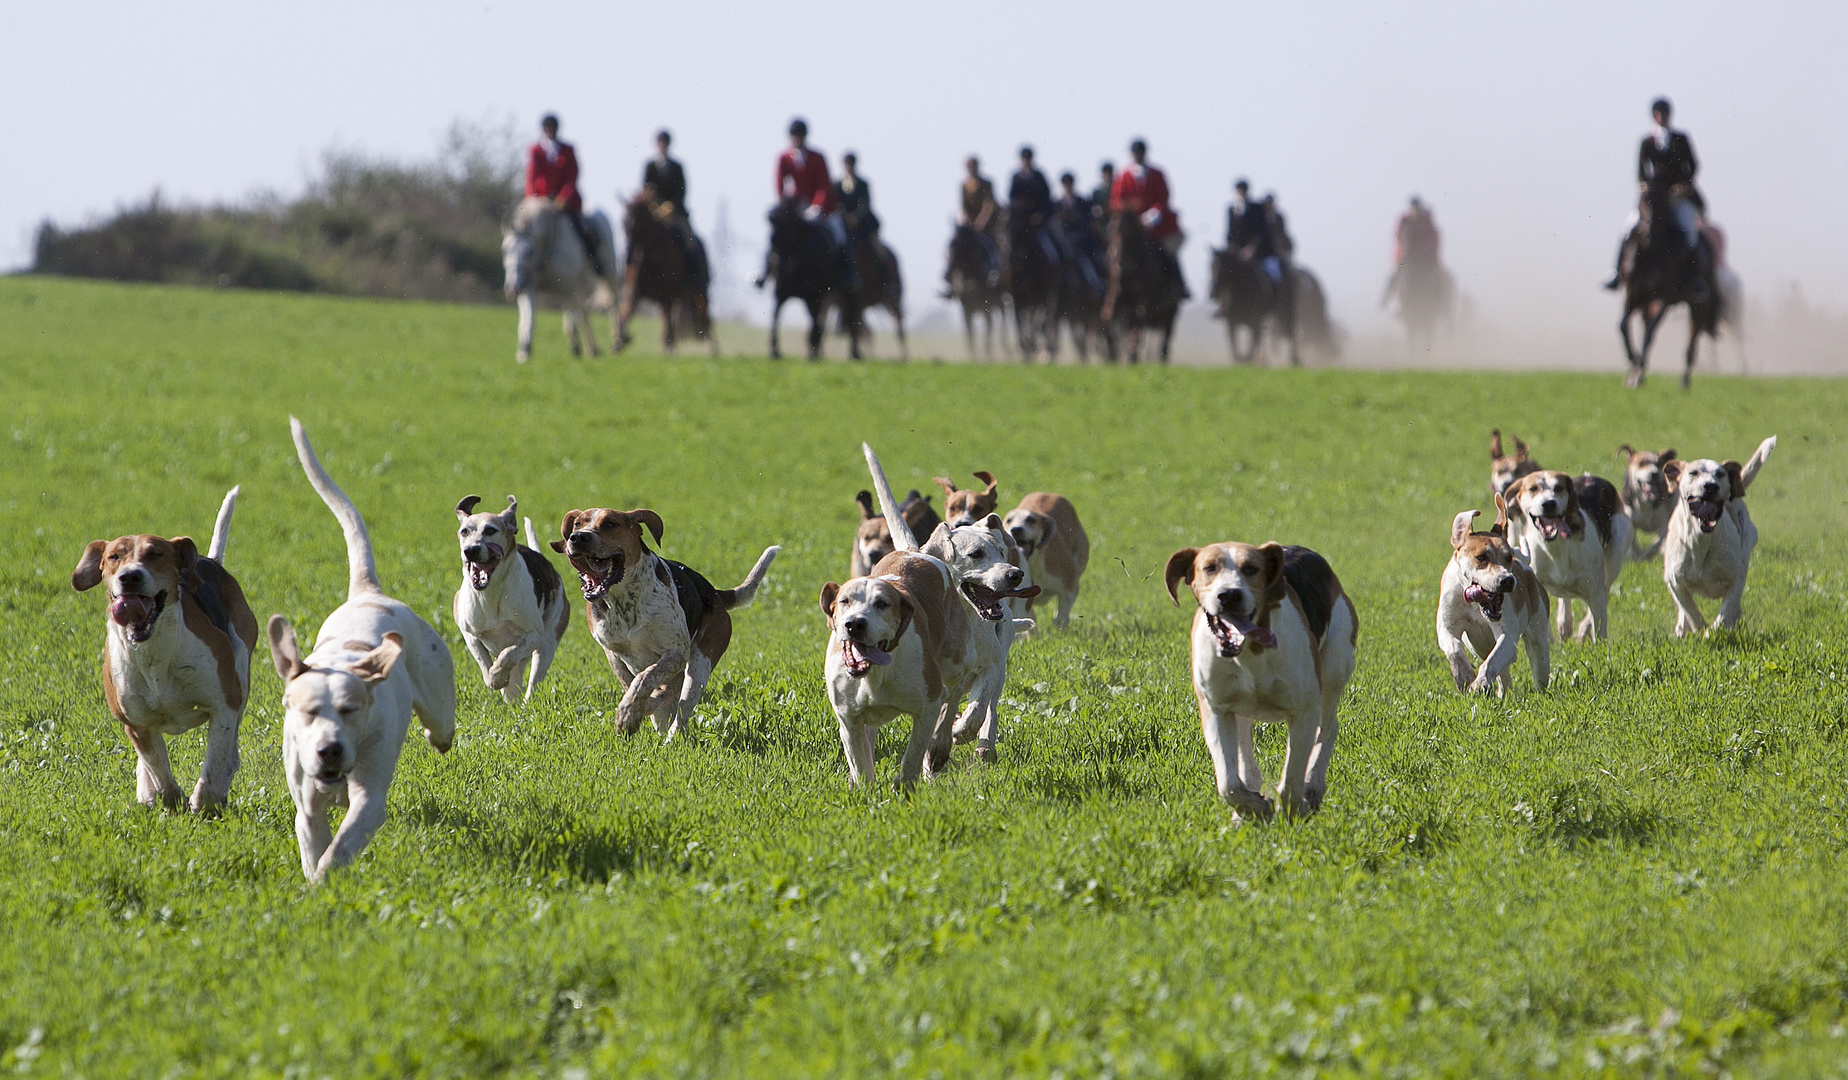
(1036, 513, 1056, 541)
(981, 512, 1004, 530)
(1164, 548, 1200, 605)
(268, 615, 308, 681)
(348, 632, 404, 686)
(887, 585, 917, 646)
(1450, 510, 1480, 549)
(1659, 448, 1676, 464)
(1256, 542, 1287, 596)
(972, 471, 998, 499)
(1661, 460, 1685, 487)
(171, 536, 200, 570)
(1490, 429, 1505, 458)
(1514, 436, 1530, 461)
(501, 495, 518, 522)
(933, 476, 958, 497)
(1722, 460, 1746, 500)
(456, 494, 482, 520)
(921, 521, 956, 563)
(855, 490, 878, 521)
(625, 509, 665, 547)
(552, 509, 584, 553)
(1617, 444, 1635, 461)
(819, 582, 841, 626)
(72, 540, 107, 592)
(1492, 492, 1511, 536)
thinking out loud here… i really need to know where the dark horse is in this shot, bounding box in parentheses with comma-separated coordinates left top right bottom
(947, 224, 1006, 360)
(844, 231, 908, 360)
(1102, 210, 1182, 364)
(1210, 249, 1296, 365)
(1618, 198, 1721, 389)
(1382, 253, 1454, 350)
(1052, 238, 1109, 361)
(761, 200, 860, 360)
(616, 195, 716, 355)
(1006, 224, 1060, 361)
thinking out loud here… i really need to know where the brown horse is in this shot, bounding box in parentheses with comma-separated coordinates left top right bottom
(1102, 210, 1182, 364)
(616, 195, 716, 355)
(843, 232, 908, 360)
(1617, 198, 1721, 389)
(947, 224, 1007, 360)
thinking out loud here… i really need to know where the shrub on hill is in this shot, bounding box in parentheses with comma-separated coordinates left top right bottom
(32, 120, 522, 303)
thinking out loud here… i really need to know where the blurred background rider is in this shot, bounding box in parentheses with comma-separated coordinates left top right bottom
(775, 117, 854, 287)
(525, 113, 605, 276)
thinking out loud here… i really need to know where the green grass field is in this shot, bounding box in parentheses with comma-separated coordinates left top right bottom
(5, 275, 1848, 1078)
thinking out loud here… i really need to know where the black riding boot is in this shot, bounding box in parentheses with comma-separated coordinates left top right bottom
(567, 212, 606, 277)
(1603, 237, 1629, 290)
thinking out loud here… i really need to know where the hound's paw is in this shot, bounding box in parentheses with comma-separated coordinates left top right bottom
(425, 729, 453, 753)
(190, 785, 228, 818)
(1225, 786, 1275, 823)
(975, 743, 998, 765)
(1302, 786, 1325, 815)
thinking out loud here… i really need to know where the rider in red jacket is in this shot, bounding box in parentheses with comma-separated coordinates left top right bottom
(1109, 139, 1187, 295)
(771, 118, 854, 287)
(525, 114, 605, 276)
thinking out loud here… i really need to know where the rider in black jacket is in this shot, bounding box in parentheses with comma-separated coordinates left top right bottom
(1605, 98, 1710, 297)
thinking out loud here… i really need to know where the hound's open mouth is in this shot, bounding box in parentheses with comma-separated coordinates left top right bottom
(569, 551, 624, 598)
(1464, 583, 1507, 622)
(1535, 515, 1571, 541)
(962, 581, 1008, 621)
(1689, 497, 1724, 533)
(466, 546, 504, 590)
(110, 590, 167, 643)
(841, 637, 893, 677)
(313, 770, 348, 788)
(1208, 610, 1275, 658)
(1015, 539, 1037, 558)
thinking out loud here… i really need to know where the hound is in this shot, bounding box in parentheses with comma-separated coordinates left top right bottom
(1617, 445, 1678, 559)
(268, 419, 457, 883)
(821, 446, 995, 786)
(1165, 542, 1358, 821)
(935, 470, 999, 526)
(453, 496, 570, 703)
(1661, 436, 1776, 636)
(923, 513, 1039, 762)
(72, 488, 257, 813)
(1490, 430, 1540, 497)
(555, 508, 778, 740)
(1504, 470, 1633, 642)
(851, 488, 942, 577)
(1437, 499, 1550, 696)
(1003, 492, 1090, 630)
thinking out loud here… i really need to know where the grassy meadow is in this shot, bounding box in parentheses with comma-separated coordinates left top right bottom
(4, 275, 1848, 1077)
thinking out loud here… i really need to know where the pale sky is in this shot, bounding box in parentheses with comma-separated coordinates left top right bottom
(5, 1, 1843, 338)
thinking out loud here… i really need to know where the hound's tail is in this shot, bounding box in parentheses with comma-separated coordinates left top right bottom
(523, 516, 539, 551)
(717, 546, 781, 610)
(1741, 435, 1776, 491)
(207, 486, 240, 563)
(862, 443, 918, 552)
(289, 417, 381, 597)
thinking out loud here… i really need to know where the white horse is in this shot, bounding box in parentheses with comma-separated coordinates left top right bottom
(501, 197, 620, 364)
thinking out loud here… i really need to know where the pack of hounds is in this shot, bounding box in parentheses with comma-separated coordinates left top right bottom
(72, 420, 1774, 882)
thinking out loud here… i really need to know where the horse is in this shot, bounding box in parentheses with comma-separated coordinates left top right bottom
(1210, 248, 1296, 365)
(1383, 252, 1455, 350)
(1617, 197, 1722, 389)
(1102, 210, 1182, 364)
(842, 230, 907, 360)
(946, 224, 1006, 360)
(616, 194, 717, 356)
(1293, 266, 1342, 361)
(1006, 223, 1060, 361)
(1052, 235, 1109, 362)
(760, 199, 858, 360)
(501, 197, 619, 364)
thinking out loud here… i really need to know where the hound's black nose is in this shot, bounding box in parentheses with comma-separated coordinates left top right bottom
(1540, 501, 1559, 516)
(117, 568, 147, 589)
(1216, 588, 1244, 611)
(463, 544, 491, 564)
(1005, 567, 1024, 588)
(568, 530, 597, 549)
(317, 742, 344, 762)
(844, 616, 868, 636)
(1496, 577, 1515, 594)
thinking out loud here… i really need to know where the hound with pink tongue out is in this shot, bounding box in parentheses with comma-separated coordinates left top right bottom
(453, 495, 570, 704)
(1504, 469, 1633, 643)
(1165, 541, 1358, 822)
(1436, 498, 1551, 697)
(1660, 436, 1775, 637)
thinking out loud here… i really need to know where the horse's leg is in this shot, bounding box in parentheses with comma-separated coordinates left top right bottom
(515, 290, 535, 364)
(662, 298, 678, 355)
(1637, 305, 1667, 387)
(563, 306, 583, 358)
(962, 300, 976, 359)
(1619, 306, 1642, 387)
(768, 294, 783, 360)
(615, 268, 638, 352)
(808, 298, 824, 361)
(1682, 320, 1701, 390)
(892, 303, 908, 362)
(581, 297, 601, 357)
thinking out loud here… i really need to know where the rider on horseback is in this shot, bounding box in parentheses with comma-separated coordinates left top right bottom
(1604, 97, 1711, 301)
(1111, 139, 1189, 298)
(834, 152, 880, 244)
(1053, 170, 1106, 295)
(776, 118, 856, 290)
(1008, 146, 1057, 283)
(526, 113, 606, 277)
(1224, 177, 1285, 286)
(640, 129, 708, 291)
(1394, 195, 1440, 267)
(1091, 163, 1115, 227)
(944, 155, 1003, 292)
